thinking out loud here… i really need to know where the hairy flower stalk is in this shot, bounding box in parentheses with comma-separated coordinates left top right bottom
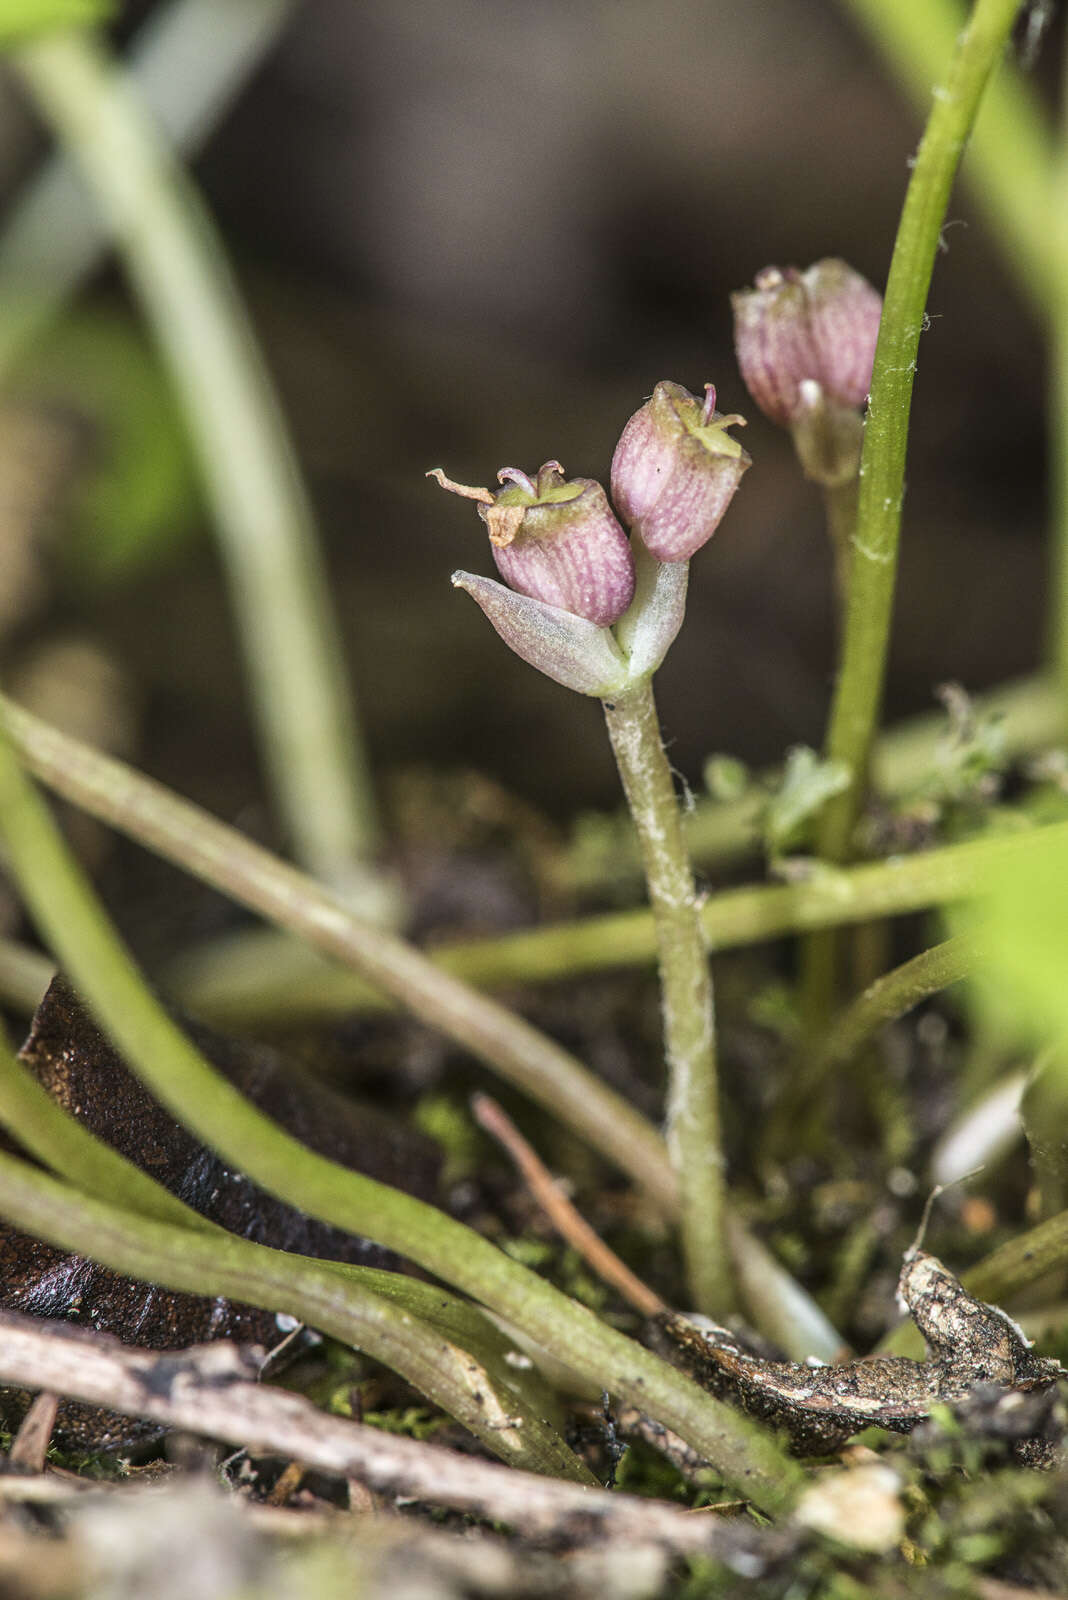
(437, 388, 748, 1315)
(602, 679, 732, 1314)
(608, 383, 750, 1315)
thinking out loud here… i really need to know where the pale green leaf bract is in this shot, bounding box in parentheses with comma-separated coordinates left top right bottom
(764, 746, 851, 858)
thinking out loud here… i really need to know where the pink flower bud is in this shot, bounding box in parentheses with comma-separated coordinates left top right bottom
(610, 381, 750, 563)
(731, 259, 882, 427)
(429, 462, 635, 626)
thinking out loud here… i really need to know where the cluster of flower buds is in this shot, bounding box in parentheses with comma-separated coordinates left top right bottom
(431, 259, 877, 689)
(731, 258, 882, 487)
(431, 380, 750, 696)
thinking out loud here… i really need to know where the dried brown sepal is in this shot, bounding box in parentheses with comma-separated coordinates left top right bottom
(425, 468, 494, 506)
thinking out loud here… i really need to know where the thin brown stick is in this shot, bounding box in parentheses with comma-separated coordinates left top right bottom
(8, 1391, 59, 1472)
(472, 1092, 666, 1317)
(0, 1311, 771, 1556)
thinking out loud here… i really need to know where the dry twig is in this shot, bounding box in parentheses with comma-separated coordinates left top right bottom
(7, 1390, 59, 1471)
(0, 1310, 770, 1555)
(472, 1093, 666, 1317)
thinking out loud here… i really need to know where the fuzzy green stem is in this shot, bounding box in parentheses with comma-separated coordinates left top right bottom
(8, 31, 381, 894)
(603, 680, 730, 1315)
(572, 673, 1063, 893)
(817, 0, 1024, 865)
(10, 682, 1068, 1380)
(0, 719, 802, 1511)
(839, 0, 1055, 318)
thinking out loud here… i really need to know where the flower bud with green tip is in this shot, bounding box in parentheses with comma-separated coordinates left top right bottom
(731, 259, 882, 427)
(429, 462, 635, 627)
(610, 381, 750, 562)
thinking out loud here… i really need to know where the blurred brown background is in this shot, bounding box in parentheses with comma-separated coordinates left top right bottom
(0, 0, 1054, 824)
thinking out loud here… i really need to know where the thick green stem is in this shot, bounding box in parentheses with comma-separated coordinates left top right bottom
(603, 680, 730, 1315)
(0, 1144, 587, 1478)
(0, 718, 803, 1512)
(817, 0, 1024, 865)
(839, 0, 1055, 318)
(9, 31, 381, 894)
